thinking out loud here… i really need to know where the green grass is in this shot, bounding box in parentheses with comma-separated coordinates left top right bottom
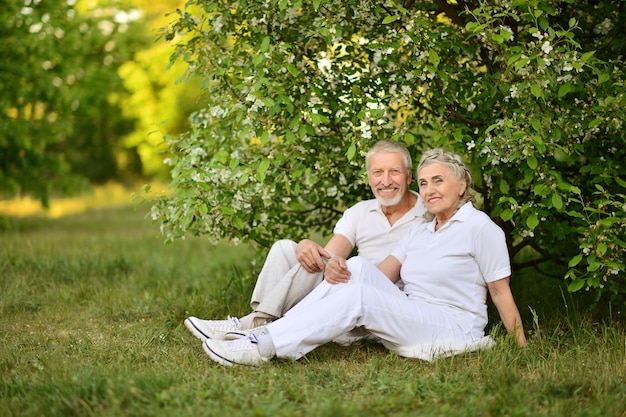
(1, 206, 625, 417)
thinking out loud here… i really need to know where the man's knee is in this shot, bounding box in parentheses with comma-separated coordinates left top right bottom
(265, 239, 298, 261)
(271, 239, 297, 253)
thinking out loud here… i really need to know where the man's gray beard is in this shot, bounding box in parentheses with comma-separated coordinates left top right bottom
(375, 191, 403, 207)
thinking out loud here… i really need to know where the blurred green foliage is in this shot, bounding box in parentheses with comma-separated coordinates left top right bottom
(0, 0, 203, 204)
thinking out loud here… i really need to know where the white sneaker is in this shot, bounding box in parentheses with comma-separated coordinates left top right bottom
(203, 334, 268, 367)
(184, 316, 246, 342)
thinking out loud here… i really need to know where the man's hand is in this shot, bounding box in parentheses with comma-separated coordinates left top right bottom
(324, 256, 351, 284)
(296, 239, 331, 273)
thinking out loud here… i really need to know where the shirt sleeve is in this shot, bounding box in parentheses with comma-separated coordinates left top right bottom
(332, 203, 360, 247)
(474, 220, 512, 283)
(390, 223, 417, 264)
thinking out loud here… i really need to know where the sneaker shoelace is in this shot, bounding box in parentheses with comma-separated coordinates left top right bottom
(208, 316, 241, 331)
(227, 333, 258, 351)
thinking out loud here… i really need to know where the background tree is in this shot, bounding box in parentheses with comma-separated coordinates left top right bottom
(1, 0, 142, 203)
(117, 0, 207, 178)
(151, 0, 625, 302)
(0, 0, 201, 205)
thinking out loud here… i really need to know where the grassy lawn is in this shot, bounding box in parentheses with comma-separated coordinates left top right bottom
(1, 205, 625, 416)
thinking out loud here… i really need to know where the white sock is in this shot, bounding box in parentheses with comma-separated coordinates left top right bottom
(252, 327, 276, 358)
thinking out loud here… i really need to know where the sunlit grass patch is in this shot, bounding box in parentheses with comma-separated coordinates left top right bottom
(0, 182, 168, 218)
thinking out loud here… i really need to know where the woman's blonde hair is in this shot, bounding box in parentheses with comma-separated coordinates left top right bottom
(417, 148, 475, 220)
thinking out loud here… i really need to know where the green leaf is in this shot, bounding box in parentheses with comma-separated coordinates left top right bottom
(588, 118, 601, 128)
(256, 159, 271, 182)
(599, 217, 620, 227)
(581, 51, 595, 62)
(558, 82, 573, 98)
(587, 261, 601, 272)
(310, 112, 329, 125)
(598, 73, 610, 83)
(286, 63, 300, 76)
(531, 83, 543, 98)
(429, 49, 440, 67)
(232, 216, 245, 230)
(252, 53, 266, 66)
(615, 176, 626, 188)
(500, 208, 514, 222)
(552, 193, 563, 210)
(499, 179, 510, 194)
(567, 278, 586, 292)
(346, 143, 356, 161)
(533, 183, 547, 196)
(262, 97, 275, 108)
(597, 242, 608, 256)
(382, 15, 399, 24)
(527, 156, 538, 170)
(568, 254, 583, 267)
(531, 118, 541, 131)
(260, 36, 271, 52)
(526, 214, 539, 229)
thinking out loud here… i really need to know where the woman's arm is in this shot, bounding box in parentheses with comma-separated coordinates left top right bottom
(377, 255, 402, 284)
(487, 277, 527, 347)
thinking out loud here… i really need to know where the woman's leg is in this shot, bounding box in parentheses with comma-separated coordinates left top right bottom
(266, 257, 468, 359)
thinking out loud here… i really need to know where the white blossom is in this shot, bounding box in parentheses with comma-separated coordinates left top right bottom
(541, 41, 553, 54)
(594, 18, 613, 35)
(359, 121, 372, 139)
(190, 147, 207, 158)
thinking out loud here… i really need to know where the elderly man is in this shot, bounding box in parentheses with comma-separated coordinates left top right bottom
(184, 140, 426, 340)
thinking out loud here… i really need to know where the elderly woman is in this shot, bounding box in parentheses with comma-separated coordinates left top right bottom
(203, 148, 527, 366)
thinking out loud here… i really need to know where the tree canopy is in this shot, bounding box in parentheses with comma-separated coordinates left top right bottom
(152, 0, 625, 302)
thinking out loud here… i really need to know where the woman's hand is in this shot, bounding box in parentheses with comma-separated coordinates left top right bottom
(324, 256, 351, 284)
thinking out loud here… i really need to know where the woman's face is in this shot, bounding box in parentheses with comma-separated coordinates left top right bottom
(418, 162, 466, 221)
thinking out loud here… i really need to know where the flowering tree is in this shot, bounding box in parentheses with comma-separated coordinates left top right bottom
(151, 0, 626, 302)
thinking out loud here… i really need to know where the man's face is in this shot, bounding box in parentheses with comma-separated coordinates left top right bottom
(367, 152, 412, 207)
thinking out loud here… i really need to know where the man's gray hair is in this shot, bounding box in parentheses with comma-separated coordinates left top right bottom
(365, 140, 412, 172)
